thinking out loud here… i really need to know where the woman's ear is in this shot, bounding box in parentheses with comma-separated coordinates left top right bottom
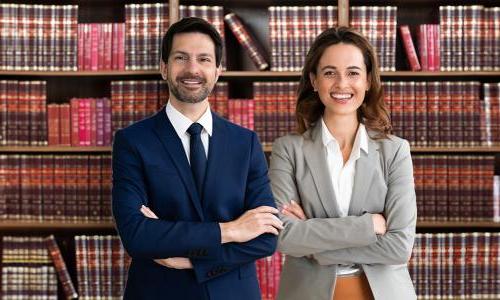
(309, 72, 317, 92)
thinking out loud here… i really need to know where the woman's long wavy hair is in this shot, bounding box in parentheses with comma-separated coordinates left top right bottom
(296, 27, 391, 138)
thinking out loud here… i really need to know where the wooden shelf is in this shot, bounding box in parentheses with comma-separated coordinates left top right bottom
(2, 146, 500, 153)
(0, 221, 497, 230)
(1, 70, 499, 78)
(418, 221, 500, 228)
(0, 221, 115, 231)
(411, 146, 500, 153)
(0, 146, 112, 153)
(380, 71, 500, 77)
(263, 145, 500, 153)
(0, 70, 160, 76)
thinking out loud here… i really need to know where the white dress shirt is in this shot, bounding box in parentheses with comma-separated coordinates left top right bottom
(321, 118, 368, 276)
(165, 100, 212, 164)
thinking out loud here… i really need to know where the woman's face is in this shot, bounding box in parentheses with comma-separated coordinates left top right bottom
(310, 43, 371, 121)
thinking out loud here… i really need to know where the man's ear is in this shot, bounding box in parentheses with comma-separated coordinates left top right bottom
(160, 60, 168, 81)
(215, 64, 222, 82)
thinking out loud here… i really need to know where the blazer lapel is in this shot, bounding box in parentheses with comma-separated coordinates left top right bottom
(152, 110, 204, 220)
(201, 113, 226, 210)
(348, 137, 380, 216)
(303, 123, 341, 217)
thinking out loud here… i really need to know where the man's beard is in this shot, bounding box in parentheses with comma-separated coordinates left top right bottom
(167, 73, 214, 104)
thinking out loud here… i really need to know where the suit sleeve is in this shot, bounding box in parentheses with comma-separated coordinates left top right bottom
(269, 137, 377, 258)
(313, 140, 417, 265)
(112, 129, 222, 260)
(192, 132, 278, 283)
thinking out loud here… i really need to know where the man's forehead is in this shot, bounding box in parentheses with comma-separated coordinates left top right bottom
(171, 32, 216, 54)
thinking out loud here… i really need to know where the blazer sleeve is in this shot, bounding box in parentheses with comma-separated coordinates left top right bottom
(313, 140, 417, 265)
(191, 132, 278, 283)
(112, 129, 222, 260)
(269, 137, 377, 258)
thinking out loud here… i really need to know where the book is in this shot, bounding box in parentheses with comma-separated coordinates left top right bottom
(46, 235, 78, 300)
(399, 25, 421, 71)
(224, 13, 269, 71)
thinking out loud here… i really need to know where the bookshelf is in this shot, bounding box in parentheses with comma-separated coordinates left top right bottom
(0, 0, 499, 299)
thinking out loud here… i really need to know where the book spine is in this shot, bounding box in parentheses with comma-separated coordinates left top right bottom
(399, 25, 421, 71)
(46, 235, 78, 299)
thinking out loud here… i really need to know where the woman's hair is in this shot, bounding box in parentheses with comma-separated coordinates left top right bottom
(295, 26, 391, 138)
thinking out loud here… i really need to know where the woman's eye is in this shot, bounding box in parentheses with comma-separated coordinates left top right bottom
(324, 71, 335, 76)
(348, 71, 360, 76)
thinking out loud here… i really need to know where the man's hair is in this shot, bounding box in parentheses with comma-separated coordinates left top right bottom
(161, 17, 223, 67)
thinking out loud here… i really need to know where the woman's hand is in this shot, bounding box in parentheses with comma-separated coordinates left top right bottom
(140, 205, 193, 269)
(281, 200, 307, 221)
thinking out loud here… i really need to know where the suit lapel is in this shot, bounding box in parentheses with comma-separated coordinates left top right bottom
(348, 137, 380, 216)
(152, 110, 204, 220)
(201, 113, 226, 210)
(303, 124, 341, 217)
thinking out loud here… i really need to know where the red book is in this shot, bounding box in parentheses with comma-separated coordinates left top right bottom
(70, 98, 79, 146)
(83, 24, 92, 71)
(89, 99, 97, 146)
(117, 23, 125, 70)
(59, 104, 71, 146)
(46, 235, 78, 299)
(417, 25, 428, 71)
(47, 104, 60, 145)
(427, 25, 436, 71)
(104, 24, 113, 70)
(399, 25, 421, 71)
(90, 24, 99, 71)
(77, 24, 84, 70)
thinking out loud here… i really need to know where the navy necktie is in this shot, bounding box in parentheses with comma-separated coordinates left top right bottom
(187, 123, 207, 198)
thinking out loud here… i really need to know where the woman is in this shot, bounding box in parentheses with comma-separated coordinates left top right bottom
(269, 27, 417, 300)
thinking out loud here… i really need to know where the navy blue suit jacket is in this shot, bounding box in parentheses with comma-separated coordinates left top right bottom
(112, 108, 277, 300)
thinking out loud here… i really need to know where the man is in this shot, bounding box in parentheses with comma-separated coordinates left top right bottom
(112, 17, 282, 300)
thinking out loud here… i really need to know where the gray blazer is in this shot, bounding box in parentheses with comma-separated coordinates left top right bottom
(269, 122, 417, 300)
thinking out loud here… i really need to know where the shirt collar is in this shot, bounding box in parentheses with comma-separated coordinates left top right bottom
(321, 118, 369, 158)
(165, 100, 213, 137)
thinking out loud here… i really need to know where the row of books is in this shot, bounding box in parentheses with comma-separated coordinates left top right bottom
(1, 236, 58, 299)
(75, 235, 131, 300)
(253, 82, 298, 146)
(409, 232, 500, 299)
(257, 252, 283, 300)
(48, 98, 112, 147)
(3, 232, 500, 300)
(412, 155, 498, 222)
(179, 5, 226, 70)
(440, 6, 500, 71)
(0, 154, 112, 222)
(268, 6, 338, 72)
(110, 80, 168, 132)
(350, 6, 397, 72)
(124, 3, 169, 71)
(227, 99, 255, 130)
(0, 80, 47, 146)
(78, 23, 125, 71)
(0, 4, 78, 71)
(400, 24, 440, 71)
(383, 81, 500, 147)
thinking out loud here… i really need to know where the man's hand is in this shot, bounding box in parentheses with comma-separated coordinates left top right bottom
(154, 257, 193, 269)
(280, 200, 306, 220)
(140, 205, 193, 269)
(371, 213, 387, 235)
(219, 206, 283, 244)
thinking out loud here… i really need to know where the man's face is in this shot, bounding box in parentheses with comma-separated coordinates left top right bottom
(160, 32, 220, 104)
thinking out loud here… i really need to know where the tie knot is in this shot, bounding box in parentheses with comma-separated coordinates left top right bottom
(187, 123, 203, 136)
